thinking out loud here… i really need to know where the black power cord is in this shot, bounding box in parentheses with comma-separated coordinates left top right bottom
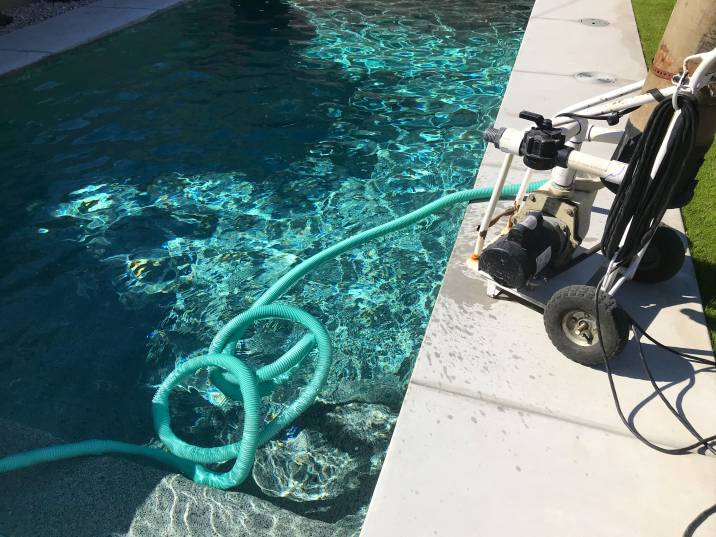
(587, 93, 715, 533)
(593, 92, 715, 455)
(594, 283, 716, 456)
(591, 93, 714, 454)
(602, 95, 699, 266)
(684, 503, 716, 537)
(556, 106, 640, 126)
(634, 325, 716, 455)
(594, 285, 716, 536)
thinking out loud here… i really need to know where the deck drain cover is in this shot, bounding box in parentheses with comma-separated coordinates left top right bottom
(574, 71, 617, 84)
(580, 18, 609, 27)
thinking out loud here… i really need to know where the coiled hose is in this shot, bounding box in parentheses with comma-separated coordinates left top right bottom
(0, 180, 545, 489)
(602, 95, 698, 264)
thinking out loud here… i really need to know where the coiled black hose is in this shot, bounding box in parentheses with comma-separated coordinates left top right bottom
(602, 96, 699, 265)
(596, 96, 716, 532)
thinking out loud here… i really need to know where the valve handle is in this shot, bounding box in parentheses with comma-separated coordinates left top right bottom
(519, 110, 552, 129)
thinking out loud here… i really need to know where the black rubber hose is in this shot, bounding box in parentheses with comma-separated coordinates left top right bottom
(594, 279, 716, 457)
(602, 96, 699, 265)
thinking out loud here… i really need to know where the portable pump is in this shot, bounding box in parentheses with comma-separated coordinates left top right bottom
(471, 49, 716, 490)
(478, 97, 701, 295)
(479, 111, 578, 289)
(471, 45, 716, 368)
(478, 210, 566, 289)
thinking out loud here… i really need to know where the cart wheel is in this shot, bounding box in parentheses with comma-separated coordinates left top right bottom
(544, 285, 629, 366)
(633, 225, 686, 283)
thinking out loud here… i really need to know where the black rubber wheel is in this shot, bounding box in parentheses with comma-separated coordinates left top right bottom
(633, 225, 686, 283)
(544, 285, 629, 366)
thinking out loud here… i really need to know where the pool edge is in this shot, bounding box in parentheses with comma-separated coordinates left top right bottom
(0, 0, 190, 78)
(359, 0, 716, 535)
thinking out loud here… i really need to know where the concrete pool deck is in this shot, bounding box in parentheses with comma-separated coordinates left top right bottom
(360, 1, 716, 536)
(1, 0, 714, 535)
(0, 0, 188, 76)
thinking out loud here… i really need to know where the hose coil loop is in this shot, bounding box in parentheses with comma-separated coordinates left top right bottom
(0, 180, 545, 488)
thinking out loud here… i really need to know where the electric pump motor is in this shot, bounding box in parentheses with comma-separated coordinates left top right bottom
(479, 212, 567, 289)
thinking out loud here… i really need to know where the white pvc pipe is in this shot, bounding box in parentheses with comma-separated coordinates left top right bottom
(555, 79, 644, 117)
(565, 150, 628, 183)
(551, 86, 677, 130)
(492, 127, 629, 184)
(474, 153, 514, 256)
(514, 168, 534, 210)
(685, 47, 716, 93)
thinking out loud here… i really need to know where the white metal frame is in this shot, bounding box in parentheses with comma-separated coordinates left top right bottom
(474, 47, 716, 297)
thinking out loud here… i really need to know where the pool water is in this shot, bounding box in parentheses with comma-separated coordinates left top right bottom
(0, 0, 531, 533)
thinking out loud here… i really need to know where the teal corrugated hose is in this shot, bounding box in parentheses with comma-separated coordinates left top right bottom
(0, 180, 545, 489)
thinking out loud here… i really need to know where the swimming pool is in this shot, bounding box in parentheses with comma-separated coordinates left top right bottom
(0, 0, 531, 533)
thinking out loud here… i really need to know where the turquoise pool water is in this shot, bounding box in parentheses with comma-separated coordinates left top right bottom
(0, 0, 531, 533)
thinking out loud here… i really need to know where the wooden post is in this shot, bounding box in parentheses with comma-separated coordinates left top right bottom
(630, 0, 716, 149)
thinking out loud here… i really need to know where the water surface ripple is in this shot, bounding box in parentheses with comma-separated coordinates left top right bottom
(0, 0, 532, 532)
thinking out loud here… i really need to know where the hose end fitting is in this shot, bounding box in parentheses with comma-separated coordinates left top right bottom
(483, 126, 506, 147)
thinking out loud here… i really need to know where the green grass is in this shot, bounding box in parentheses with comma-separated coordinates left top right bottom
(632, 0, 676, 63)
(683, 145, 716, 350)
(632, 0, 716, 349)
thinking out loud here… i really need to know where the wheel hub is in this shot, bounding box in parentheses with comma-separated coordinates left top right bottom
(561, 309, 599, 347)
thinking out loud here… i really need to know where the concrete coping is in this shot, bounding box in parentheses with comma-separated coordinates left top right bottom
(360, 0, 716, 535)
(0, 0, 188, 77)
